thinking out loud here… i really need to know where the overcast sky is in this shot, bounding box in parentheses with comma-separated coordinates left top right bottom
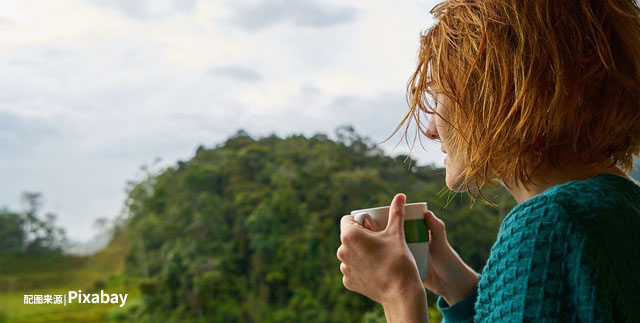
(0, 0, 444, 242)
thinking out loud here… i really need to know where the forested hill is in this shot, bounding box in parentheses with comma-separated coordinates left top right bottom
(120, 126, 509, 322)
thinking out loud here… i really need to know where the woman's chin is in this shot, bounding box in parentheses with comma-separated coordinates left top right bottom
(444, 156, 467, 191)
(445, 172, 466, 192)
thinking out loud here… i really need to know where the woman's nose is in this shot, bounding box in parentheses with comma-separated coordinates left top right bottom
(425, 116, 440, 140)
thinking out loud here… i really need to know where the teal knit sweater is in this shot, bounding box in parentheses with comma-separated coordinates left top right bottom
(437, 173, 640, 322)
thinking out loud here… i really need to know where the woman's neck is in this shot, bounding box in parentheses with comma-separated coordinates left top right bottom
(502, 162, 628, 204)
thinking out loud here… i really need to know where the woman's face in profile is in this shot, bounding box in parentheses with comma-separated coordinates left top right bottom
(427, 93, 466, 191)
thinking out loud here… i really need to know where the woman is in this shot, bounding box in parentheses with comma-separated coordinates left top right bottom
(336, 0, 640, 322)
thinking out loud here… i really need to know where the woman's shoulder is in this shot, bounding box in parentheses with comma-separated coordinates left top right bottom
(503, 173, 640, 232)
(476, 197, 585, 321)
(540, 172, 640, 209)
(497, 173, 640, 267)
(480, 173, 640, 321)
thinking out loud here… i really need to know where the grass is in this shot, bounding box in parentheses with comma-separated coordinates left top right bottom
(0, 231, 139, 323)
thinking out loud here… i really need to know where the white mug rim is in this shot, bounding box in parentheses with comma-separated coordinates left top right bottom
(350, 202, 426, 214)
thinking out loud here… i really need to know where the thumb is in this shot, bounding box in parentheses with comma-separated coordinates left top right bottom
(386, 193, 406, 236)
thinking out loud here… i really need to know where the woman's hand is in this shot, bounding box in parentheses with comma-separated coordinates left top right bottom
(336, 193, 426, 310)
(422, 210, 480, 305)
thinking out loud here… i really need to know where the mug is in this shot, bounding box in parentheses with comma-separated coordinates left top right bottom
(351, 202, 429, 281)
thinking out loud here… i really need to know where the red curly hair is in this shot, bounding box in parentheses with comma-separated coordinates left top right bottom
(385, 0, 640, 201)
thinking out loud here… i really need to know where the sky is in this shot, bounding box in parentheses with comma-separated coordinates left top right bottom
(0, 0, 444, 242)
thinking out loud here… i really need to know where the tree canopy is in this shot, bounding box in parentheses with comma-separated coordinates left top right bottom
(119, 126, 513, 322)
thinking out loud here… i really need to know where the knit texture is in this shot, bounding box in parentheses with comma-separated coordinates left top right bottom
(437, 173, 640, 322)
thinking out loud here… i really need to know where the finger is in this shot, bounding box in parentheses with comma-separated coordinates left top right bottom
(340, 214, 358, 233)
(385, 193, 406, 236)
(425, 210, 446, 243)
(362, 214, 375, 231)
(340, 215, 364, 244)
(336, 245, 349, 263)
(355, 212, 376, 231)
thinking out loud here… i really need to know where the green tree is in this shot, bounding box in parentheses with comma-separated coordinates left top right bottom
(0, 210, 25, 253)
(121, 126, 508, 322)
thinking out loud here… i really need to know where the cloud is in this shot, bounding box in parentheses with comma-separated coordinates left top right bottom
(208, 65, 263, 82)
(0, 112, 72, 156)
(228, 0, 358, 31)
(0, 0, 438, 242)
(87, 0, 197, 21)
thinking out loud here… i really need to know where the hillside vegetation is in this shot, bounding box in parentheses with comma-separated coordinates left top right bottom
(0, 231, 136, 323)
(120, 127, 512, 322)
(1, 126, 514, 322)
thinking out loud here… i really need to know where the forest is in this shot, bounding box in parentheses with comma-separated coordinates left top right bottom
(1, 126, 519, 322)
(117, 126, 514, 322)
